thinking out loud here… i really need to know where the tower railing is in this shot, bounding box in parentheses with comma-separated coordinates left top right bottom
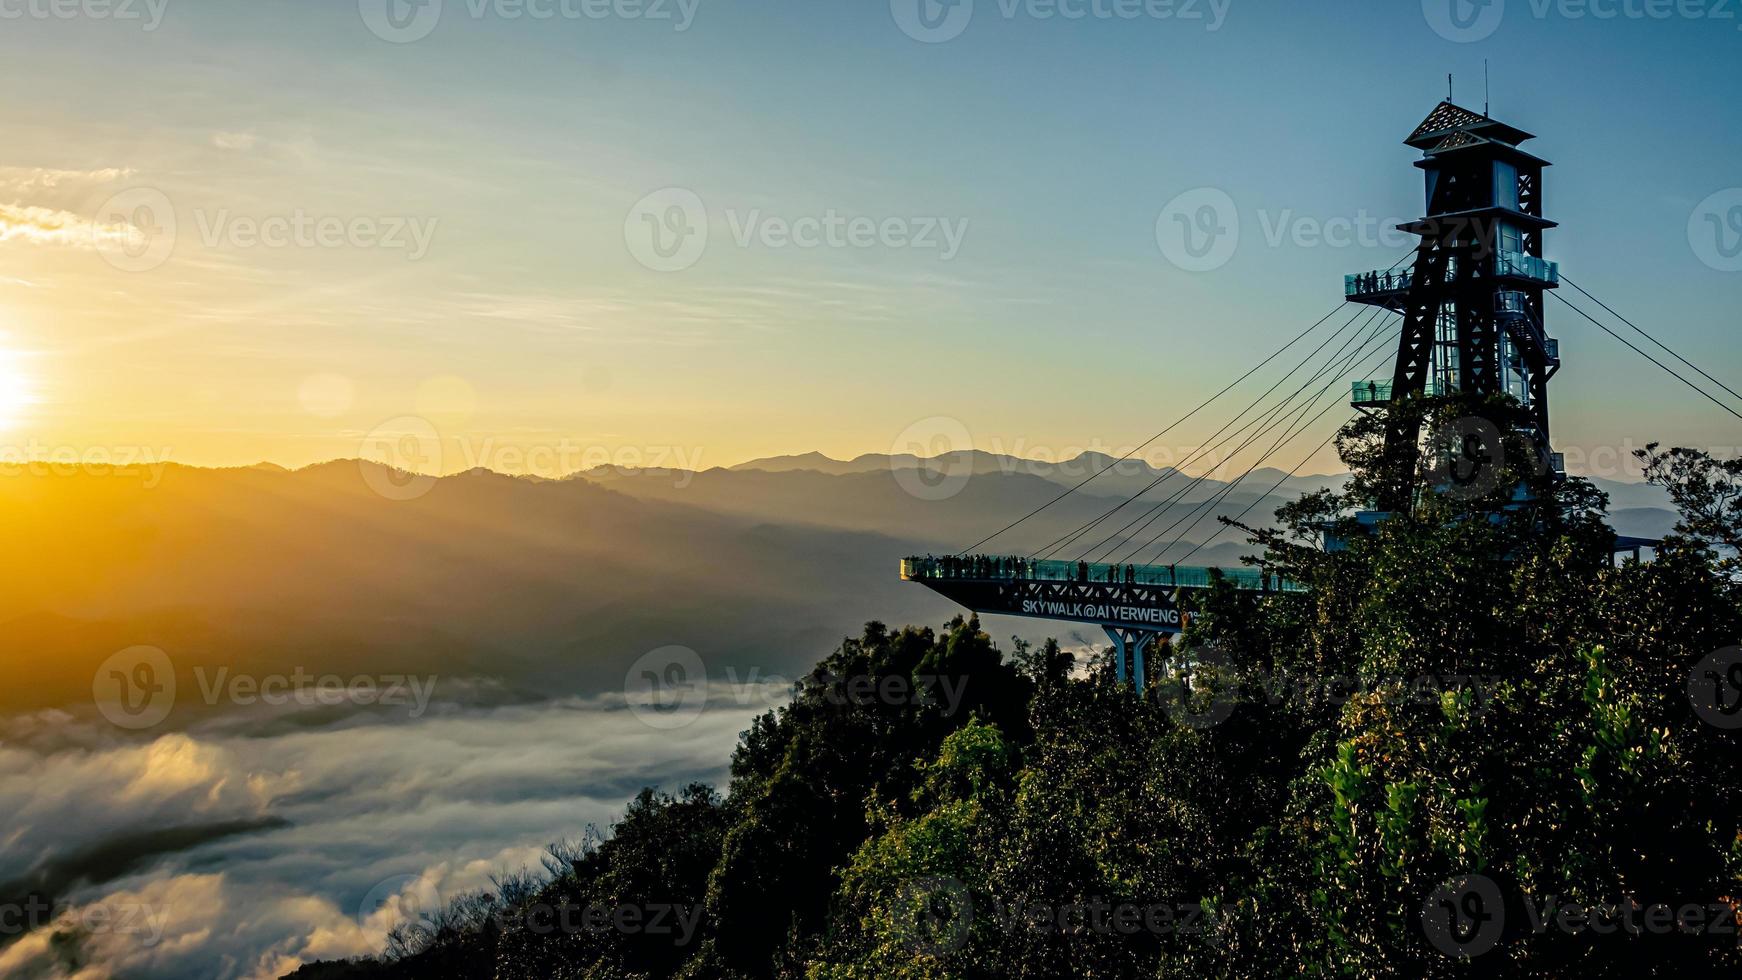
(1496, 250, 1559, 285)
(1345, 268, 1412, 299)
(1351, 379, 1444, 405)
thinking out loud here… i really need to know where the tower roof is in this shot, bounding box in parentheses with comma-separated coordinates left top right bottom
(1405, 101, 1535, 150)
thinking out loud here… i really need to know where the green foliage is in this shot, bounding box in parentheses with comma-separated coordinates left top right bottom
(309, 430, 1742, 980)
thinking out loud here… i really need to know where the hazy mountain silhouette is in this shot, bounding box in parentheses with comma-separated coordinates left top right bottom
(0, 453, 1671, 722)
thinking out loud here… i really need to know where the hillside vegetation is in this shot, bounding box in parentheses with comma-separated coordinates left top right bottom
(293, 419, 1742, 978)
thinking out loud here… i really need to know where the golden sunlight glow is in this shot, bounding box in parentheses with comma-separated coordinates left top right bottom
(0, 343, 37, 431)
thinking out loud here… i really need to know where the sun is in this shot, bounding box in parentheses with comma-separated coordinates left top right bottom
(0, 345, 37, 431)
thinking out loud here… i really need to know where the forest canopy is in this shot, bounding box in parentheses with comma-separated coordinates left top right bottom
(293, 413, 1742, 979)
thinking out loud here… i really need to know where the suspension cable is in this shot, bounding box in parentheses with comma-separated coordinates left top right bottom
(956, 250, 1416, 554)
(1162, 344, 1395, 567)
(1059, 306, 1394, 563)
(1551, 292, 1742, 425)
(1123, 328, 1397, 565)
(1029, 303, 1387, 561)
(1560, 273, 1742, 407)
(1093, 316, 1396, 566)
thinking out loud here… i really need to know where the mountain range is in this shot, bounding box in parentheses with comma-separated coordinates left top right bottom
(0, 451, 1674, 722)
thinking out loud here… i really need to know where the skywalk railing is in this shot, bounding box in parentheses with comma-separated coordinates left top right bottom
(901, 556, 1303, 593)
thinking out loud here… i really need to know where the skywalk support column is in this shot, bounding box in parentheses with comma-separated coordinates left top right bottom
(1106, 627, 1127, 685)
(1105, 626, 1158, 692)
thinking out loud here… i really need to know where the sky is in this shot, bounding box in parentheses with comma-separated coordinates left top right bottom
(0, 0, 1737, 481)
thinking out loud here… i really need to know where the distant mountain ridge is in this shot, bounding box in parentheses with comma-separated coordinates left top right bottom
(0, 452, 1677, 722)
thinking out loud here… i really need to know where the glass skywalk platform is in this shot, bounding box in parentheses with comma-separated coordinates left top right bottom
(900, 556, 1302, 594)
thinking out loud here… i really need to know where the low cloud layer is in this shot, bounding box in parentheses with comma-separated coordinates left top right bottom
(0, 685, 774, 978)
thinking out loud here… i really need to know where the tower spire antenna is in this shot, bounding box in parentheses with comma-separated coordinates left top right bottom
(1484, 59, 1490, 116)
(1447, 73, 1453, 101)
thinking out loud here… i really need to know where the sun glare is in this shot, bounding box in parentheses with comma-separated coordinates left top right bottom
(0, 345, 37, 431)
